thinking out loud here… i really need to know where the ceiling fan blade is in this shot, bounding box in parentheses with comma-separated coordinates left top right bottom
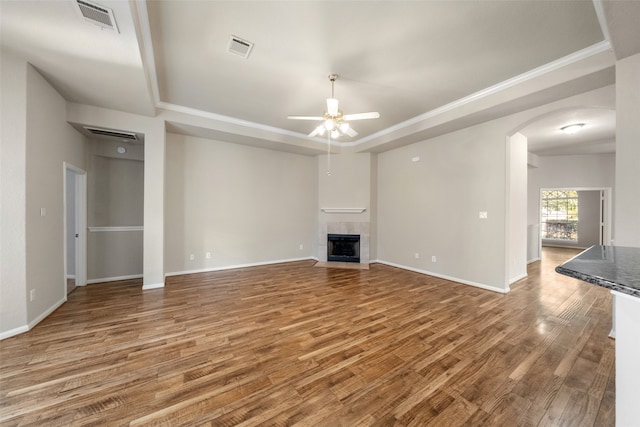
(309, 125, 326, 137)
(287, 115, 323, 121)
(345, 127, 358, 137)
(343, 112, 380, 121)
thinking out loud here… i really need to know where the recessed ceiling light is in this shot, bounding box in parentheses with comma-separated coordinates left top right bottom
(561, 123, 585, 135)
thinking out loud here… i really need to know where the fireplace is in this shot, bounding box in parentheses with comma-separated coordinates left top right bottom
(327, 234, 360, 263)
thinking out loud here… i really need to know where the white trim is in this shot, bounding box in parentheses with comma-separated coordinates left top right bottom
(321, 208, 366, 214)
(509, 272, 528, 285)
(527, 257, 541, 264)
(86, 274, 143, 284)
(66, 275, 76, 280)
(353, 41, 612, 146)
(376, 259, 509, 294)
(165, 257, 315, 277)
(142, 282, 165, 290)
(592, 0, 612, 43)
(136, 40, 611, 147)
(63, 163, 87, 288)
(133, 0, 161, 105)
(157, 102, 320, 141)
(0, 325, 29, 340)
(28, 297, 66, 330)
(150, 41, 610, 150)
(88, 226, 143, 232)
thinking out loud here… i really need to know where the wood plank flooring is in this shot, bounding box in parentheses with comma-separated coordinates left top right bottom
(0, 248, 615, 426)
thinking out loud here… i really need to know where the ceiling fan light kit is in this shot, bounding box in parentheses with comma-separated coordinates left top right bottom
(288, 74, 380, 139)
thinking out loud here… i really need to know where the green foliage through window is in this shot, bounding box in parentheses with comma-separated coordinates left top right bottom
(541, 190, 578, 241)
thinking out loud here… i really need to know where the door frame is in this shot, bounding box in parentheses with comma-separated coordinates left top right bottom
(63, 163, 87, 296)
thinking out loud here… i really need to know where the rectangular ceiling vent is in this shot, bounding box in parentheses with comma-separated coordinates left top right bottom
(76, 0, 119, 33)
(227, 35, 254, 59)
(84, 127, 137, 141)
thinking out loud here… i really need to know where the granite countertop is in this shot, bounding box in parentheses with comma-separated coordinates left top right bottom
(555, 245, 640, 298)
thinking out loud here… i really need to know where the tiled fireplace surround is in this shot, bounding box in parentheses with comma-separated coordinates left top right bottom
(318, 221, 370, 264)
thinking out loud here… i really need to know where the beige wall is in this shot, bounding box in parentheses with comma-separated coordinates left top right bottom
(0, 52, 82, 337)
(91, 155, 144, 226)
(164, 133, 317, 273)
(318, 151, 372, 222)
(377, 120, 509, 292)
(24, 63, 86, 329)
(576, 190, 602, 247)
(1, 50, 28, 336)
(508, 133, 528, 283)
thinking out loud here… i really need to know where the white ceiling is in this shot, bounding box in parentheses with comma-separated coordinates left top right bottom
(2, 1, 639, 155)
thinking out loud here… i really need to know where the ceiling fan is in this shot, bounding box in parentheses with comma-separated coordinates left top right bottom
(288, 74, 380, 139)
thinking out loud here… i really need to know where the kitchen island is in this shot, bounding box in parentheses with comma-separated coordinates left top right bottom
(556, 245, 640, 427)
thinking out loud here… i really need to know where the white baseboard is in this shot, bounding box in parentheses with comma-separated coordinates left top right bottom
(66, 275, 76, 279)
(2, 297, 66, 340)
(509, 272, 528, 285)
(142, 282, 164, 290)
(86, 274, 143, 284)
(0, 325, 29, 340)
(29, 297, 66, 330)
(375, 259, 509, 294)
(527, 257, 541, 264)
(165, 257, 315, 277)
(542, 243, 589, 250)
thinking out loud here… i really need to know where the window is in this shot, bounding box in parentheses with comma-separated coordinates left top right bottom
(541, 190, 578, 241)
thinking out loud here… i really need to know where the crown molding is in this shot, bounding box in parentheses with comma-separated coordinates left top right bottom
(138, 0, 611, 154)
(354, 41, 612, 146)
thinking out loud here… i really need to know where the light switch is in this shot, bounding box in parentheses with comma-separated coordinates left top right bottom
(479, 211, 488, 219)
(40, 208, 46, 217)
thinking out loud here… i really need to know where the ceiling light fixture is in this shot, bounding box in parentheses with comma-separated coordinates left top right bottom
(561, 123, 585, 135)
(288, 74, 379, 139)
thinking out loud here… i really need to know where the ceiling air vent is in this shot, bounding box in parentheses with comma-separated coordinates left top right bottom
(76, 0, 119, 33)
(227, 35, 254, 59)
(84, 127, 137, 141)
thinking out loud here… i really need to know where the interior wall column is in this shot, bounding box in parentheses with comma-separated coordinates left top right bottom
(142, 121, 166, 289)
(614, 52, 640, 247)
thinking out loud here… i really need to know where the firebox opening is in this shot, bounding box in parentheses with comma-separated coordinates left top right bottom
(327, 234, 360, 263)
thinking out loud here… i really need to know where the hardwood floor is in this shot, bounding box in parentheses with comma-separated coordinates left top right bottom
(0, 248, 614, 426)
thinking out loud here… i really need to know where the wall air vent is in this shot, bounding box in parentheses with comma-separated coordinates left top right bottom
(227, 35, 254, 59)
(84, 127, 138, 141)
(76, 0, 119, 33)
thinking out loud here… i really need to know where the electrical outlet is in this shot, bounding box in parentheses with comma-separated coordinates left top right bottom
(479, 211, 488, 219)
(432, 256, 437, 262)
(206, 252, 211, 259)
(415, 253, 420, 259)
(30, 289, 35, 302)
(189, 254, 195, 261)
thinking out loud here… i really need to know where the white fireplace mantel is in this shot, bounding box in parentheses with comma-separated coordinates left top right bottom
(321, 208, 366, 214)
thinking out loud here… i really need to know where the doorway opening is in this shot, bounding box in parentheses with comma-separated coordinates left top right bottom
(64, 163, 87, 297)
(538, 187, 611, 256)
